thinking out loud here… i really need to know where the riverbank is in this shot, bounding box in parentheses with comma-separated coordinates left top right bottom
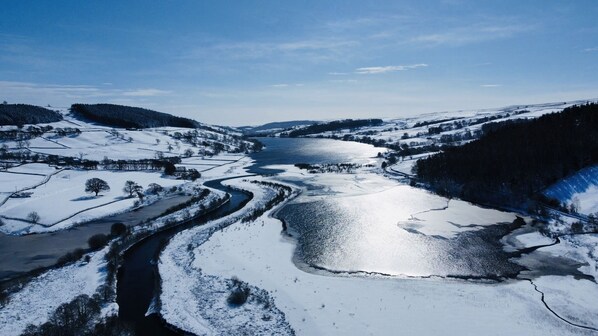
(159, 177, 297, 335)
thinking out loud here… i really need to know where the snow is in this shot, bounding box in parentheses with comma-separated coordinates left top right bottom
(0, 168, 184, 235)
(6, 163, 59, 175)
(0, 247, 109, 336)
(544, 165, 598, 215)
(502, 229, 555, 252)
(0, 172, 46, 192)
(533, 276, 598, 330)
(160, 178, 294, 335)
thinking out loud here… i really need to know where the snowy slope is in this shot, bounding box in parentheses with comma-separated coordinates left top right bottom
(544, 165, 598, 215)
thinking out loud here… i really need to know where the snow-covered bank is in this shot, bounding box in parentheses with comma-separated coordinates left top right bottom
(0, 248, 109, 336)
(159, 178, 295, 335)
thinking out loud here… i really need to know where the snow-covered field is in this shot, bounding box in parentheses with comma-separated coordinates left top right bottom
(0, 167, 185, 235)
(0, 110, 250, 161)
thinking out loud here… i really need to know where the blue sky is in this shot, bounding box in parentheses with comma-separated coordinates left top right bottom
(1, 1, 597, 125)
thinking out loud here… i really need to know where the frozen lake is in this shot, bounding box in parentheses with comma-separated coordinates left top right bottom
(251, 137, 523, 277)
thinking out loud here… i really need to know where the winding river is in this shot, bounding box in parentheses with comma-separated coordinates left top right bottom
(116, 178, 252, 335)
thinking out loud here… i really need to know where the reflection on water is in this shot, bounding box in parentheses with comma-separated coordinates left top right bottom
(248, 137, 382, 174)
(278, 200, 521, 277)
(251, 137, 522, 278)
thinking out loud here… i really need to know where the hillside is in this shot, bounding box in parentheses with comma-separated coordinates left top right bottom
(239, 120, 317, 136)
(0, 104, 63, 126)
(414, 103, 598, 205)
(284, 119, 383, 137)
(544, 165, 598, 215)
(70, 103, 198, 129)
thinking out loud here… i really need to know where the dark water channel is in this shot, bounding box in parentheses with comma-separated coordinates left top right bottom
(116, 178, 251, 335)
(0, 195, 191, 281)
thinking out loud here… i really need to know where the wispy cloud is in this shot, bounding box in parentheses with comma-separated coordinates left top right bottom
(411, 23, 533, 46)
(122, 88, 172, 97)
(481, 84, 502, 88)
(584, 47, 598, 52)
(181, 38, 358, 63)
(270, 83, 304, 88)
(0, 81, 171, 100)
(355, 64, 428, 74)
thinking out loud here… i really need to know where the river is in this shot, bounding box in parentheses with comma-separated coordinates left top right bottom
(116, 177, 252, 335)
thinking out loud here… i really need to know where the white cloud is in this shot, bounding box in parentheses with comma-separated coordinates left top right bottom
(584, 47, 598, 52)
(121, 88, 171, 97)
(411, 24, 533, 46)
(355, 64, 428, 74)
(270, 83, 304, 88)
(481, 84, 502, 88)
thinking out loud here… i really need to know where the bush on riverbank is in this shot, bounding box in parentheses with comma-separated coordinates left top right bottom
(227, 277, 251, 306)
(88, 234, 109, 250)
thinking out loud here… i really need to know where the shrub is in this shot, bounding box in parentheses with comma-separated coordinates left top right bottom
(27, 211, 40, 224)
(88, 234, 109, 250)
(147, 183, 163, 195)
(57, 248, 85, 266)
(227, 277, 251, 306)
(110, 222, 127, 236)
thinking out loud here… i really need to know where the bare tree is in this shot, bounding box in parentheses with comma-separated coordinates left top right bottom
(85, 178, 110, 196)
(27, 211, 40, 223)
(123, 180, 143, 197)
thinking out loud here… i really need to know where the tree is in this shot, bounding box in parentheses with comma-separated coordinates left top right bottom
(123, 180, 142, 197)
(27, 211, 40, 223)
(85, 178, 110, 196)
(164, 161, 176, 175)
(184, 148, 194, 157)
(147, 183, 163, 195)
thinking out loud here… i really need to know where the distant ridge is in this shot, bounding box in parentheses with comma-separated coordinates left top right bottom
(239, 120, 317, 135)
(0, 104, 63, 126)
(70, 103, 199, 129)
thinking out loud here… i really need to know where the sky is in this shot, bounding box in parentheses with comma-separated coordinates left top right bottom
(1, 1, 597, 126)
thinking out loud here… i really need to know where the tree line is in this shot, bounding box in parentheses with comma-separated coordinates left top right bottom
(70, 103, 199, 128)
(414, 103, 598, 206)
(0, 104, 63, 126)
(282, 119, 383, 137)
